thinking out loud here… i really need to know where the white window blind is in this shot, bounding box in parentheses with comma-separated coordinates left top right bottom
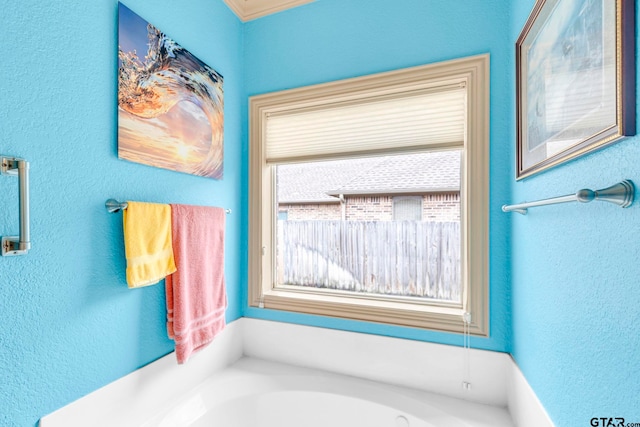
(265, 86, 466, 163)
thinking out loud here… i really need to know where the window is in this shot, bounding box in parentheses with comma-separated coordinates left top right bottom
(276, 151, 462, 301)
(393, 196, 423, 221)
(249, 54, 489, 335)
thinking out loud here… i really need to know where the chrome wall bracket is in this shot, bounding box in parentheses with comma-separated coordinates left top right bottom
(105, 198, 128, 213)
(2, 156, 30, 256)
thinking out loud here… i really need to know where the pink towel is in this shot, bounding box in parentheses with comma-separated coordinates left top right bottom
(166, 204, 227, 364)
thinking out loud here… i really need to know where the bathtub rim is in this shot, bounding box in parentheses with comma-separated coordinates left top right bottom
(39, 318, 554, 427)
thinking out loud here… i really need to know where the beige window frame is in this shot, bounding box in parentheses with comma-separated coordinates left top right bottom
(248, 54, 489, 335)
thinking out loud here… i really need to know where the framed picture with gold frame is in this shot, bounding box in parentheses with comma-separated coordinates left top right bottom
(516, 0, 635, 179)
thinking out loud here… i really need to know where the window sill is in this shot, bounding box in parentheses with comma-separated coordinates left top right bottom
(253, 288, 487, 336)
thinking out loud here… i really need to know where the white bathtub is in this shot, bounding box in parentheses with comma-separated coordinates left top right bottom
(40, 319, 553, 427)
(142, 358, 513, 427)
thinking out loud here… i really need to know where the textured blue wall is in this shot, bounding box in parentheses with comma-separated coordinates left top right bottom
(241, 0, 513, 352)
(8, 1, 637, 425)
(510, 1, 640, 426)
(0, 1, 242, 425)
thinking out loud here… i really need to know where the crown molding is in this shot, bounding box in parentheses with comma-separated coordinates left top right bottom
(223, 0, 315, 22)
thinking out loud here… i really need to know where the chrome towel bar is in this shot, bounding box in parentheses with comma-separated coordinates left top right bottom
(502, 180, 634, 215)
(105, 199, 231, 214)
(1, 156, 30, 256)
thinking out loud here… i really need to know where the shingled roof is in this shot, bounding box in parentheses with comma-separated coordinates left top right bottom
(277, 158, 374, 203)
(277, 150, 461, 204)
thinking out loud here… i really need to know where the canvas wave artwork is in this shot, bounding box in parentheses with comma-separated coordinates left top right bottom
(117, 2, 224, 179)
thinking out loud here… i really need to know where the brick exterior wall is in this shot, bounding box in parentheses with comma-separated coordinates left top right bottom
(281, 203, 342, 220)
(422, 193, 460, 221)
(279, 192, 460, 222)
(346, 196, 393, 221)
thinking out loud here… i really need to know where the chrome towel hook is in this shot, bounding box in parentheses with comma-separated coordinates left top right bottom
(2, 156, 31, 256)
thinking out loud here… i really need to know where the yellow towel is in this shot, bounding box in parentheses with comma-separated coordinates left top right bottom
(123, 201, 176, 288)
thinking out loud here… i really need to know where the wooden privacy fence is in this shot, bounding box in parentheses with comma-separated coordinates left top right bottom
(277, 220, 460, 301)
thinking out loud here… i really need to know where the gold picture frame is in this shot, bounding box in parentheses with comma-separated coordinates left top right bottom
(516, 0, 635, 179)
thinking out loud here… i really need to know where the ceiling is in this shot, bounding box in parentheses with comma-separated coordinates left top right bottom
(223, 0, 315, 21)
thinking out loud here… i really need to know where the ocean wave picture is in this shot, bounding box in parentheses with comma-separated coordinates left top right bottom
(117, 2, 224, 179)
